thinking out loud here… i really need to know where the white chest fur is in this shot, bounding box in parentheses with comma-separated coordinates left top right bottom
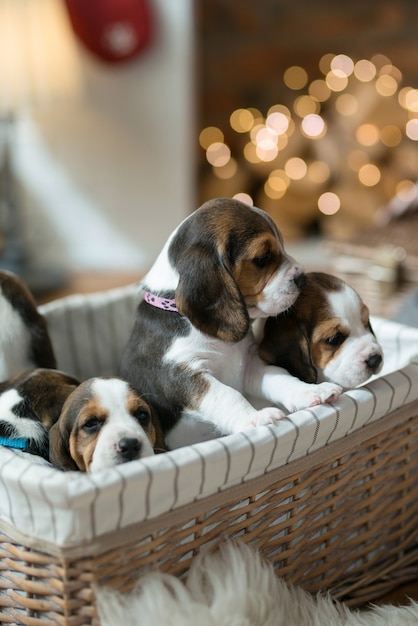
(164, 327, 255, 392)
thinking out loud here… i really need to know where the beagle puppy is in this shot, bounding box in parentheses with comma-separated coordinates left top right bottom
(258, 272, 383, 388)
(0, 270, 56, 381)
(0, 368, 80, 460)
(49, 377, 165, 472)
(120, 198, 342, 447)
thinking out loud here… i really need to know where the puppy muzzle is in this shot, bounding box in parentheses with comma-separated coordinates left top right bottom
(366, 352, 383, 374)
(117, 437, 142, 461)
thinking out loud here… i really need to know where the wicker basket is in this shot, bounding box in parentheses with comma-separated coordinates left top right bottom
(1, 284, 418, 625)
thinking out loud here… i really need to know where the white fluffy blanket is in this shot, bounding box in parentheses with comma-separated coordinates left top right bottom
(95, 541, 418, 626)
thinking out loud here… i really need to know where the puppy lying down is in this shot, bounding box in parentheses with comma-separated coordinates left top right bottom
(258, 272, 383, 388)
(49, 377, 164, 472)
(0, 368, 79, 461)
(0, 369, 163, 472)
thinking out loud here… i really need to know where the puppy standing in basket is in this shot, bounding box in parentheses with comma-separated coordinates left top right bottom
(258, 272, 384, 387)
(120, 198, 342, 447)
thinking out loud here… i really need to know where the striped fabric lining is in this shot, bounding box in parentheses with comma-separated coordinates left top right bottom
(0, 285, 417, 548)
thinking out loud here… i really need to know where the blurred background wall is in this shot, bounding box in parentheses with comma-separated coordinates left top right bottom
(0, 0, 194, 293)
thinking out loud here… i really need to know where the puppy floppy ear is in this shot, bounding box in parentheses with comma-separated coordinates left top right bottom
(259, 315, 318, 383)
(150, 406, 166, 453)
(49, 415, 79, 471)
(175, 242, 250, 342)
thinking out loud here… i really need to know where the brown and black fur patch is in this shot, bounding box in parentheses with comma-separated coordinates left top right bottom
(0, 368, 80, 459)
(259, 272, 346, 383)
(170, 198, 287, 342)
(0, 271, 57, 373)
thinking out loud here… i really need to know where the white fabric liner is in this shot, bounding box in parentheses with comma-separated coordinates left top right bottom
(0, 284, 417, 548)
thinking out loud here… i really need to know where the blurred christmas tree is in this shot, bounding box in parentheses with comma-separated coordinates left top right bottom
(199, 53, 418, 242)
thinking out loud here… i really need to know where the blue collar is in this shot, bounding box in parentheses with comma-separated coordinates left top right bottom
(0, 436, 28, 450)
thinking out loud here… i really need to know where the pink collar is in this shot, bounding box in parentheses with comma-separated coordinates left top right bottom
(144, 290, 178, 312)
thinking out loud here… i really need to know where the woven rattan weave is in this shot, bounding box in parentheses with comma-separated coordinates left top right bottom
(1, 401, 418, 625)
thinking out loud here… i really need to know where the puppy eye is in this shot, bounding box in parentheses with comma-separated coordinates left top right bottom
(82, 417, 104, 433)
(252, 251, 272, 268)
(325, 332, 346, 348)
(133, 409, 151, 426)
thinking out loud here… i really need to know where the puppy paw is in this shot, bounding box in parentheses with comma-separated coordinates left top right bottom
(315, 382, 342, 404)
(289, 382, 342, 411)
(250, 407, 286, 427)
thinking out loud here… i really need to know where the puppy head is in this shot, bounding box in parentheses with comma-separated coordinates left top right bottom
(49, 377, 161, 472)
(259, 272, 383, 388)
(169, 198, 304, 342)
(0, 368, 80, 459)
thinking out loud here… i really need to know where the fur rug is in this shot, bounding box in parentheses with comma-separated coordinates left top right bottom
(95, 541, 418, 626)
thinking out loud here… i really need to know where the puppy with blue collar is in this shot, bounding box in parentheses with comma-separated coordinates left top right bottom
(0, 368, 80, 461)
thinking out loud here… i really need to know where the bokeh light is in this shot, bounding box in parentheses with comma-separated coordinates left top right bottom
(283, 65, 308, 90)
(358, 163, 381, 186)
(406, 118, 418, 140)
(309, 79, 331, 102)
(354, 59, 376, 82)
(243, 141, 260, 164)
(371, 54, 392, 71)
(256, 144, 279, 162)
(319, 53, 334, 75)
(318, 192, 340, 215)
(206, 142, 231, 167)
(267, 103, 291, 118)
(301, 114, 326, 138)
(375, 74, 398, 97)
(233, 193, 253, 205)
(399, 87, 418, 112)
(230, 108, 255, 133)
(293, 95, 320, 117)
(356, 123, 380, 146)
(331, 54, 354, 77)
(265, 169, 290, 199)
(326, 70, 348, 92)
(285, 157, 307, 180)
(199, 126, 224, 149)
(266, 111, 289, 135)
(255, 126, 278, 150)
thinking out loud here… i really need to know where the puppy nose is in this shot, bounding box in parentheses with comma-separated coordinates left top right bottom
(293, 273, 307, 289)
(366, 353, 382, 372)
(118, 437, 142, 460)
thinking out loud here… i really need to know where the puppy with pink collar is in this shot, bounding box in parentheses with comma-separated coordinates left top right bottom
(120, 198, 343, 448)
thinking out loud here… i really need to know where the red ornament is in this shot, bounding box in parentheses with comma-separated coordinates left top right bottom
(63, 0, 154, 63)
